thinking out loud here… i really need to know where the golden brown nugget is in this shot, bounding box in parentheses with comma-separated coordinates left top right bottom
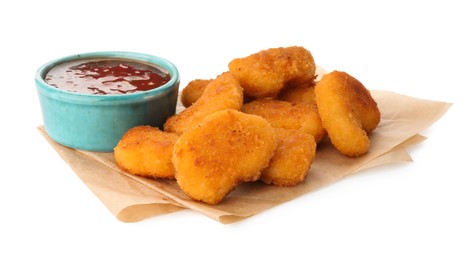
(278, 81, 317, 106)
(164, 72, 243, 135)
(180, 79, 212, 108)
(261, 128, 316, 186)
(315, 71, 380, 157)
(173, 109, 277, 205)
(228, 46, 316, 98)
(242, 98, 326, 143)
(114, 126, 179, 179)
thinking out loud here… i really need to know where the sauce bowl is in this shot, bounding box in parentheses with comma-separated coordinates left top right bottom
(35, 51, 180, 152)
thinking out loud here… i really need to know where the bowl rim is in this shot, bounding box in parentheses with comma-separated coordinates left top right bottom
(35, 51, 180, 103)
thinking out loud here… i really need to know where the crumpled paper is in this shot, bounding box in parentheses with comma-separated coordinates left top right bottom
(38, 89, 451, 224)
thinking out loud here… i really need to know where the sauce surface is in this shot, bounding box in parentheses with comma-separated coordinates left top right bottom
(45, 58, 171, 95)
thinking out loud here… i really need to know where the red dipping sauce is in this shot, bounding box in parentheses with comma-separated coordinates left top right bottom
(45, 58, 171, 95)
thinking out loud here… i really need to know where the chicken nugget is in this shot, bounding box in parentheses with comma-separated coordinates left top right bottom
(228, 46, 316, 98)
(114, 125, 179, 179)
(180, 79, 212, 108)
(261, 128, 316, 186)
(242, 98, 326, 143)
(164, 72, 243, 135)
(173, 109, 277, 205)
(315, 70, 380, 156)
(278, 81, 317, 106)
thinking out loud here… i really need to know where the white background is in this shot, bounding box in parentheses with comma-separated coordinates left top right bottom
(1, 0, 473, 259)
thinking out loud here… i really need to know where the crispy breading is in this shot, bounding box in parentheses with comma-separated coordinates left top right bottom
(242, 98, 326, 143)
(278, 81, 317, 106)
(164, 72, 243, 135)
(261, 128, 316, 186)
(228, 46, 316, 98)
(315, 71, 380, 156)
(180, 79, 212, 108)
(114, 126, 179, 179)
(172, 109, 277, 205)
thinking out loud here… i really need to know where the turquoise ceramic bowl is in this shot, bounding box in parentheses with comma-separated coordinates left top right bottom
(35, 51, 180, 152)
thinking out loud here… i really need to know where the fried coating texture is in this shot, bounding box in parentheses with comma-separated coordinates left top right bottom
(278, 81, 317, 106)
(315, 71, 380, 157)
(180, 79, 212, 108)
(164, 72, 243, 135)
(261, 128, 316, 186)
(114, 126, 179, 179)
(228, 46, 316, 98)
(173, 109, 277, 205)
(242, 98, 326, 143)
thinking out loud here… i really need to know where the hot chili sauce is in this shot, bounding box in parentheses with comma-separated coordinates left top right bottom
(44, 58, 171, 95)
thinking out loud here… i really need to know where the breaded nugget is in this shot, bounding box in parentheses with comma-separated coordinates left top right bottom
(114, 126, 179, 179)
(164, 72, 243, 135)
(228, 46, 316, 98)
(278, 81, 317, 106)
(180, 79, 212, 108)
(173, 109, 277, 205)
(315, 71, 380, 157)
(242, 98, 326, 143)
(261, 128, 316, 186)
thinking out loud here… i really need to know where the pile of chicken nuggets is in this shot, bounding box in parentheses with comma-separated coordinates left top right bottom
(114, 46, 381, 205)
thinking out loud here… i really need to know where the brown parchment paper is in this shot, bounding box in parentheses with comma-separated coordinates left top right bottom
(38, 90, 451, 224)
